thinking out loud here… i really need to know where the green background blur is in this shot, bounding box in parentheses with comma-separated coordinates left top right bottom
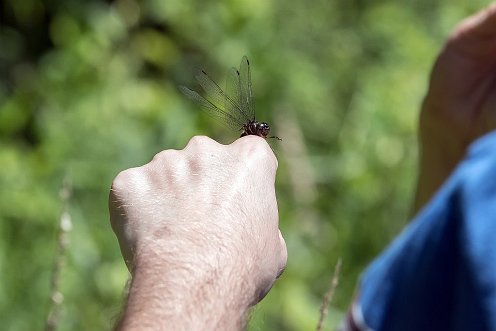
(0, 0, 487, 330)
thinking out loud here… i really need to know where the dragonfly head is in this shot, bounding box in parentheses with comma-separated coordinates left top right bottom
(257, 122, 271, 138)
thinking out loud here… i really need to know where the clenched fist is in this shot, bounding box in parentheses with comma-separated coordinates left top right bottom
(109, 136, 287, 330)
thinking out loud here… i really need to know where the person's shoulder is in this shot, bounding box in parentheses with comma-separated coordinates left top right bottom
(347, 130, 496, 331)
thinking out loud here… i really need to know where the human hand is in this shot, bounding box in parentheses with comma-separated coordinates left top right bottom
(109, 136, 287, 330)
(414, 3, 496, 212)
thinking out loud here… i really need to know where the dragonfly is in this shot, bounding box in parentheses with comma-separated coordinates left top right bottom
(180, 56, 279, 140)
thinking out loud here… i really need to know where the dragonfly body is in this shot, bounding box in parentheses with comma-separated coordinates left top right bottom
(241, 120, 270, 138)
(180, 56, 277, 140)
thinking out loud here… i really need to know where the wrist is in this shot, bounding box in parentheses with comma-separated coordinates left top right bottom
(117, 242, 255, 330)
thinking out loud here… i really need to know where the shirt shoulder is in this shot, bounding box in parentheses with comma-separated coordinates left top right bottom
(344, 132, 496, 331)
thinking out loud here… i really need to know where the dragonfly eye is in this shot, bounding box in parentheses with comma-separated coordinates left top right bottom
(259, 122, 270, 137)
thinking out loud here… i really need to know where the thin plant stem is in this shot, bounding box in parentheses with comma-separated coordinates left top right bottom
(316, 258, 342, 331)
(45, 178, 72, 331)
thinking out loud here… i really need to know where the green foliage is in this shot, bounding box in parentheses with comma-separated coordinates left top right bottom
(0, 0, 487, 329)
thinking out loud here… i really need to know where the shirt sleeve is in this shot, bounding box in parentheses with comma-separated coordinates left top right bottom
(342, 131, 496, 331)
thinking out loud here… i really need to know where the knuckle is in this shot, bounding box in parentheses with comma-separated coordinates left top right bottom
(185, 135, 219, 150)
(112, 168, 135, 188)
(151, 149, 179, 164)
(111, 167, 140, 194)
(148, 150, 187, 176)
(231, 136, 278, 172)
(250, 137, 278, 169)
(111, 163, 154, 196)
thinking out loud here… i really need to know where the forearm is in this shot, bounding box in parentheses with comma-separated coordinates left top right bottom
(115, 248, 253, 331)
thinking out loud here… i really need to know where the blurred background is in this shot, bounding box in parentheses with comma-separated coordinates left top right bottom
(0, 0, 487, 330)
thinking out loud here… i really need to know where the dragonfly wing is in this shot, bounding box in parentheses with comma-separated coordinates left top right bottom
(226, 67, 251, 123)
(179, 86, 242, 130)
(195, 71, 245, 121)
(239, 56, 255, 120)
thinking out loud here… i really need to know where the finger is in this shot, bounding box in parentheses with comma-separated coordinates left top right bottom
(277, 230, 288, 278)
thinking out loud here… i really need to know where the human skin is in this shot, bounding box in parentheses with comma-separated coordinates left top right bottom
(413, 3, 496, 214)
(109, 136, 287, 330)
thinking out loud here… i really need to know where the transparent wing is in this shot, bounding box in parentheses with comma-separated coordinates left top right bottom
(239, 56, 255, 120)
(195, 70, 248, 123)
(179, 86, 243, 130)
(225, 67, 251, 122)
(180, 58, 258, 133)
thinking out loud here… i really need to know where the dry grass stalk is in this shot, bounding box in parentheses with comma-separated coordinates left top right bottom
(45, 178, 72, 331)
(316, 258, 342, 331)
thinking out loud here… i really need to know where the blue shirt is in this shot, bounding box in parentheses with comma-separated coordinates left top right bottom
(344, 131, 496, 331)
